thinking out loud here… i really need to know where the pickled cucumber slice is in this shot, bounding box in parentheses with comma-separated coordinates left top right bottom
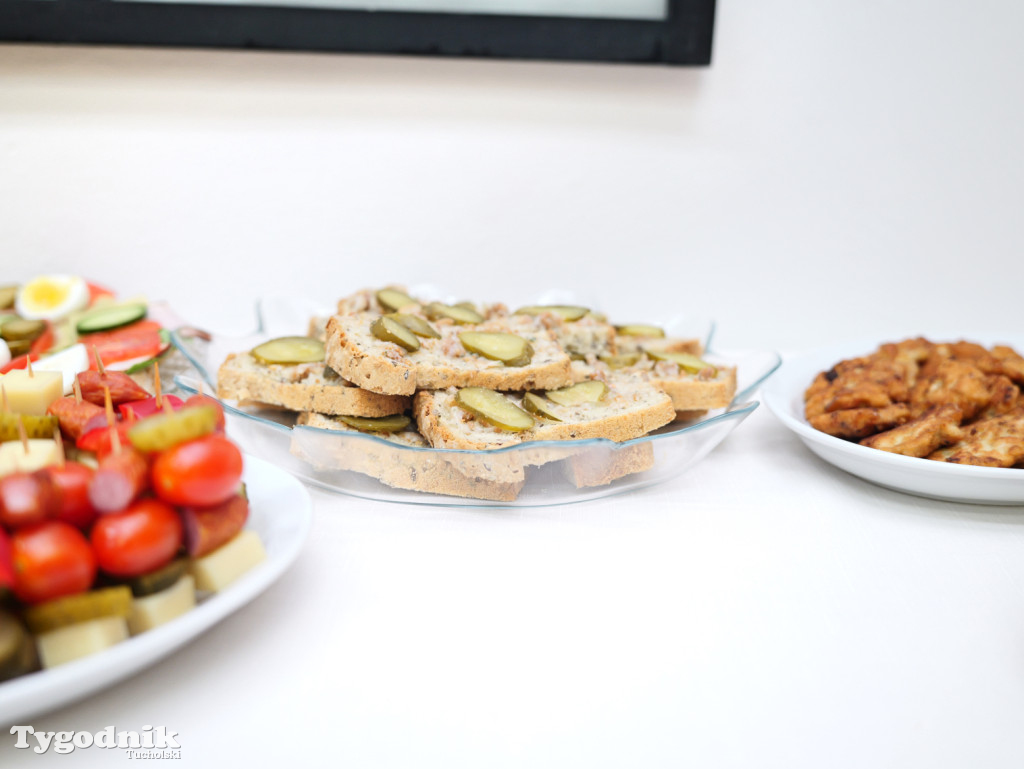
(0, 413, 59, 441)
(338, 414, 412, 433)
(251, 336, 325, 364)
(521, 392, 562, 422)
(455, 388, 535, 432)
(515, 305, 590, 322)
(646, 350, 716, 374)
(0, 286, 16, 311)
(598, 352, 642, 369)
(23, 586, 134, 634)
(4, 339, 31, 357)
(124, 558, 190, 598)
(386, 313, 441, 339)
(128, 404, 220, 453)
(370, 316, 420, 352)
(1, 318, 46, 343)
(0, 610, 38, 682)
(615, 324, 665, 338)
(424, 302, 484, 325)
(545, 380, 609, 407)
(376, 288, 417, 312)
(459, 332, 534, 367)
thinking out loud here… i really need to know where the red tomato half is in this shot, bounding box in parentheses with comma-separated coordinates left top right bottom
(46, 461, 98, 530)
(151, 434, 243, 507)
(80, 320, 166, 369)
(12, 521, 97, 605)
(91, 498, 183, 578)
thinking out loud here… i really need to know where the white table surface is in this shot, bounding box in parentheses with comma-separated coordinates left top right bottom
(3, 392, 1024, 768)
(3, 0, 1024, 764)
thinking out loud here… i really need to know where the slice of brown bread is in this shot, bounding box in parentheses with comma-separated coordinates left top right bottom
(293, 411, 525, 501)
(324, 313, 574, 396)
(413, 378, 676, 451)
(217, 352, 410, 417)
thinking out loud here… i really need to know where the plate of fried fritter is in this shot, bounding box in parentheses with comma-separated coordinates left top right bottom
(763, 336, 1024, 505)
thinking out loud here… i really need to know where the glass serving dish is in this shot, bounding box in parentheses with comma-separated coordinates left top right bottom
(171, 296, 782, 507)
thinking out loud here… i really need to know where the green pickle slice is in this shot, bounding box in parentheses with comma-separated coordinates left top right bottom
(386, 313, 441, 339)
(376, 288, 417, 312)
(371, 316, 420, 352)
(545, 380, 609, 407)
(646, 350, 716, 374)
(128, 404, 220, 453)
(459, 332, 534, 367)
(124, 558, 191, 597)
(251, 336, 325, 364)
(615, 324, 665, 338)
(598, 352, 642, 369)
(424, 302, 484, 325)
(23, 586, 134, 634)
(0, 413, 59, 441)
(515, 305, 590, 322)
(1, 318, 47, 343)
(338, 414, 412, 433)
(0, 286, 17, 311)
(521, 392, 562, 422)
(455, 388, 535, 432)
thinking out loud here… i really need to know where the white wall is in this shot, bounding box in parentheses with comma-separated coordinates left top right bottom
(2, 1, 1023, 350)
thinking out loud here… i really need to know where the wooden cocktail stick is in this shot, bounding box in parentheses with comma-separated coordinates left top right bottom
(54, 425, 66, 468)
(93, 345, 106, 376)
(73, 377, 83, 404)
(153, 361, 163, 409)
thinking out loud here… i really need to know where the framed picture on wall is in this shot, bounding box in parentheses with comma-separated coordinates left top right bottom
(0, 0, 715, 65)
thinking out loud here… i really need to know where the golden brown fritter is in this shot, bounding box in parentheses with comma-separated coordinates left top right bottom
(860, 404, 963, 458)
(908, 359, 993, 420)
(804, 355, 914, 418)
(808, 403, 911, 440)
(927, 407, 1024, 468)
(971, 375, 1020, 422)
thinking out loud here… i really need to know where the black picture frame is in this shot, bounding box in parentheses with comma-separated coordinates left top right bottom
(0, 0, 715, 65)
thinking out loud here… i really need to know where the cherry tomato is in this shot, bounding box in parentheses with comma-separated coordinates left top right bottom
(0, 471, 60, 530)
(0, 528, 14, 592)
(91, 498, 183, 578)
(11, 521, 97, 605)
(46, 461, 98, 530)
(80, 320, 166, 369)
(151, 434, 243, 507)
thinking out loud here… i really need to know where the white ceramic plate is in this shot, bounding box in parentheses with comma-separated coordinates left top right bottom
(763, 337, 1024, 506)
(0, 455, 313, 724)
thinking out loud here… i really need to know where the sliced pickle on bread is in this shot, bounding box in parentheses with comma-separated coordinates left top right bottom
(615, 324, 665, 338)
(371, 315, 421, 352)
(455, 387, 535, 432)
(598, 352, 642, 370)
(515, 305, 590, 322)
(376, 287, 417, 312)
(646, 350, 715, 374)
(424, 302, 484, 325)
(545, 380, 609, 406)
(459, 332, 534, 367)
(521, 392, 562, 422)
(251, 336, 325, 364)
(338, 414, 412, 433)
(386, 313, 441, 339)
(22, 586, 134, 634)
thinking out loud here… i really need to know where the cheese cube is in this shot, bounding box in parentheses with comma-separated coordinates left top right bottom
(0, 438, 61, 475)
(0, 369, 63, 415)
(36, 616, 129, 668)
(189, 530, 266, 592)
(128, 575, 196, 635)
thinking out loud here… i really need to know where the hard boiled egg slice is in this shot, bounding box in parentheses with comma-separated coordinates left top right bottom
(32, 343, 90, 394)
(15, 275, 90, 321)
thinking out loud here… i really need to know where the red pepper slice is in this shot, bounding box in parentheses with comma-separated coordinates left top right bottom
(80, 320, 166, 369)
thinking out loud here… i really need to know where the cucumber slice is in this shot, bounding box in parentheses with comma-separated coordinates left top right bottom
(128, 404, 221, 453)
(338, 414, 412, 433)
(123, 558, 190, 598)
(76, 303, 147, 334)
(22, 586, 134, 634)
(455, 387, 535, 432)
(545, 380, 609, 406)
(251, 336, 325, 364)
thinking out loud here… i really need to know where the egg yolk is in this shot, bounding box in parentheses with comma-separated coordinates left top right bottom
(23, 280, 72, 311)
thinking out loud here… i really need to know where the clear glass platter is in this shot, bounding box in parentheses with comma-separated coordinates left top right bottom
(172, 297, 782, 508)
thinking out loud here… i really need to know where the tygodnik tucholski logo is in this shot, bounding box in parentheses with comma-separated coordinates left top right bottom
(10, 724, 181, 758)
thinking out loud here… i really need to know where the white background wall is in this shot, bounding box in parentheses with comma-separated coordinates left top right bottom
(1, 1, 1022, 350)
